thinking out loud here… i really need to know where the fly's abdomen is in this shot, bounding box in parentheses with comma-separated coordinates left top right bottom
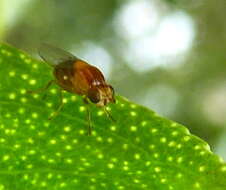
(53, 66, 75, 93)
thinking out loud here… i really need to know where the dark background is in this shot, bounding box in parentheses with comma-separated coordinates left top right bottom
(1, 0, 226, 159)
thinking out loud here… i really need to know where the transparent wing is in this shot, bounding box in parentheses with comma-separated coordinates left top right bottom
(38, 43, 78, 66)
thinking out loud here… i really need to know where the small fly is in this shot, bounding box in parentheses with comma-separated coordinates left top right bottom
(28, 43, 115, 135)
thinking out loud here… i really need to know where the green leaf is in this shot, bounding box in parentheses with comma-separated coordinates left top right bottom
(0, 43, 226, 190)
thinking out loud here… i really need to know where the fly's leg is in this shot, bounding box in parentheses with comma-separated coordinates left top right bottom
(48, 88, 64, 120)
(27, 80, 55, 99)
(83, 97, 92, 136)
(103, 107, 116, 123)
(86, 106, 92, 136)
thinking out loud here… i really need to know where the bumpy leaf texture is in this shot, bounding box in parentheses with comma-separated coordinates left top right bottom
(0, 43, 225, 190)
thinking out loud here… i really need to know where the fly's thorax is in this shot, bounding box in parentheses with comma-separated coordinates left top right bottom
(87, 84, 115, 107)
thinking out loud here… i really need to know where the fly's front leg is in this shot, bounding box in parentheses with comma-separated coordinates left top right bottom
(103, 107, 116, 123)
(83, 97, 92, 136)
(48, 88, 64, 120)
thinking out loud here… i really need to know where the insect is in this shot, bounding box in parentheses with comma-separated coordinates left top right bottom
(29, 43, 115, 135)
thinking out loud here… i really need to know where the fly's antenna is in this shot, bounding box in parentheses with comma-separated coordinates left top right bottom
(103, 107, 116, 123)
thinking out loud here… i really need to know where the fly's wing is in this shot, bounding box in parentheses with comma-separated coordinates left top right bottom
(38, 43, 78, 67)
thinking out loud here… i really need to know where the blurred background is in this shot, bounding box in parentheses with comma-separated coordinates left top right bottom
(1, 0, 226, 159)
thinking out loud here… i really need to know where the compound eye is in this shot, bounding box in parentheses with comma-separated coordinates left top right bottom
(88, 88, 100, 103)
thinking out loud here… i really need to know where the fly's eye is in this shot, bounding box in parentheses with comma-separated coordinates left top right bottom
(88, 88, 100, 103)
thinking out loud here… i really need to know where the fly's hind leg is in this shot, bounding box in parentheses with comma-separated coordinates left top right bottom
(27, 79, 64, 120)
(83, 97, 92, 136)
(48, 88, 64, 120)
(27, 80, 55, 100)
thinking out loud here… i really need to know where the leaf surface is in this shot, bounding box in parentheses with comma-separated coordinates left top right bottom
(0, 43, 225, 190)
